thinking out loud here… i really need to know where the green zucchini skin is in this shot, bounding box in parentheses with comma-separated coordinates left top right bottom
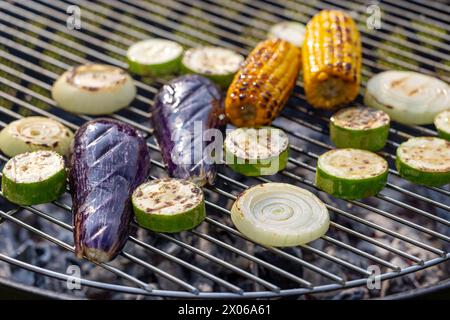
(330, 123, 389, 151)
(225, 146, 289, 176)
(437, 129, 450, 141)
(127, 55, 181, 77)
(133, 201, 206, 233)
(2, 169, 66, 205)
(315, 164, 387, 200)
(396, 152, 450, 187)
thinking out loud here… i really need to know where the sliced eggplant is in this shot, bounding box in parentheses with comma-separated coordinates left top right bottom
(330, 107, 390, 151)
(181, 47, 244, 88)
(0, 116, 74, 157)
(132, 178, 205, 233)
(268, 21, 306, 47)
(126, 38, 183, 76)
(70, 119, 150, 263)
(52, 64, 136, 115)
(151, 75, 226, 186)
(224, 127, 289, 176)
(315, 148, 388, 199)
(435, 110, 450, 141)
(2, 150, 66, 205)
(396, 137, 450, 186)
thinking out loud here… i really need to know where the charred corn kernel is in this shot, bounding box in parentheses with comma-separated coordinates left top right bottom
(225, 39, 301, 127)
(302, 10, 361, 109)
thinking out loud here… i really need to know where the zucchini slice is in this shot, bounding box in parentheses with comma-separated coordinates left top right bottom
(132, 178, 206, 233)
(52, 64, 136, 115)
(0, 116, 73, 157)
(2, 150, 66, 205)
(396, 137, 450, 186)
(434, 110, 450, 141)
(231, 183, 329, 247)
(224, 127, 289, 176)
(315, 148, 388, 199)
(126, 39, 183, 76)
(365, 71, 450, 125)
(181, 46, 244, 88)
(268, 21, 306, 48)
(330, 107, 390, 151)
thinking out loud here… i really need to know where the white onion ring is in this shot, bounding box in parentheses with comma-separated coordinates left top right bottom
(231, 183, 329, 247)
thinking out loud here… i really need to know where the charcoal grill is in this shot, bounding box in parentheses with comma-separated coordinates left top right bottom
(0, 0, 449, 299)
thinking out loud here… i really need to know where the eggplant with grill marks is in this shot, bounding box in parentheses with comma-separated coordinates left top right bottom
(70, 119, 150, 263)
(151, 75, 226, 186)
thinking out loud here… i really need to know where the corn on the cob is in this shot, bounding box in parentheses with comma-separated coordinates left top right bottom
(225, 39, 301, 127)
(302, 10, 361, 109)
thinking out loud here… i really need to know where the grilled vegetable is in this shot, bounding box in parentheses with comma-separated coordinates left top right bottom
(152, 75, 226, 186)
(268, 21, 306, 47)
(132, 179, 205, 233)
(365, 71, 450, 125)
(2, 151, 66, 205)
(224, 127, 289, 176)
(126, 38, 183, 76)
(0, 116, 73, 157)
(225, 39, 301, 127)
(435, 110, 450, 141)
(330, 107, 390, 151)
(52, 64, 136, 115)
(315, 149, 388, 199)
(70, 119, 150, 263)
(181, 46, 244, 88)
(396, 137, 450, 186)
(231, 183, 329, 247)
(302, 10, 361, 109)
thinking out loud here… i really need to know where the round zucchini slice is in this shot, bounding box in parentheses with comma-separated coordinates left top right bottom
(2, 150, 66, 205)
(434, 110, 450, 141)
(396, 137, 450, 186)
(330, 107, 390, 151)
(231, 183, 329, 247)
(268, 21, 306, 48)
(52, 64, 136, 115)
(224, 127, 289, 176)
(126, 39, 183, 76)
(181, 46, 244, 88)
(315, 148, 388, 199)
(132, 178, 206, 233)
(0, 116, 73, 157)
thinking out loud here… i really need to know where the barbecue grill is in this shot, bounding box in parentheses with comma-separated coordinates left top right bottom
(0, 0, 449, 299)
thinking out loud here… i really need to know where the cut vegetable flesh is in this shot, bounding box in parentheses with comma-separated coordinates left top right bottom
(181, 47, 244, 88)
(365, 71, 450, 125)
(268, 21, 306, 47)
(2, 150, 66, 205)
(435, 110, 450, 141)
(132, 179, 205, 233)
(126, 39, 183, 76)
(225, 127, 289, 176)
(68, 64, 127, 89)
(396, 137, 450, 186)
(330, 107, 390, 151)
(316, 148, 388, 199)
(231, 183, 329, 247)
(0, 116, 73, 157)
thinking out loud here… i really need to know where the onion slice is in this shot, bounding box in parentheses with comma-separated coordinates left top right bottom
(52, 64, 136, 115)
(231, 183, 329, 247)
(365, 70, 450, 125)
(0, 116, 73, 157)
(268, 21, 306, 47)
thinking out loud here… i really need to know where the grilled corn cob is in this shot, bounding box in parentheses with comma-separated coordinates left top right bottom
(302, 10, 361, 109)
(225, 39, 301, 127)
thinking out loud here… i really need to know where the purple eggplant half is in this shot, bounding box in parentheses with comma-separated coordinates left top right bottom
(70, 119, 150, 263)
(151, 75, 226, 186)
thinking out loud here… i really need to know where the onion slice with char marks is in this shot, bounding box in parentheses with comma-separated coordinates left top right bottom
(435, 110, 450, 141)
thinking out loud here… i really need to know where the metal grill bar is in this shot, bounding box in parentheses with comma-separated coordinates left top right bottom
(0, 0, 448, 298)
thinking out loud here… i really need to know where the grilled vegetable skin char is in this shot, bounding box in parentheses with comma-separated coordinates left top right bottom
(302, 10, 361, 109)
(70, 119, 150, 263)
(225, 39, 301, 127)
(151, 75, 226, 186)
